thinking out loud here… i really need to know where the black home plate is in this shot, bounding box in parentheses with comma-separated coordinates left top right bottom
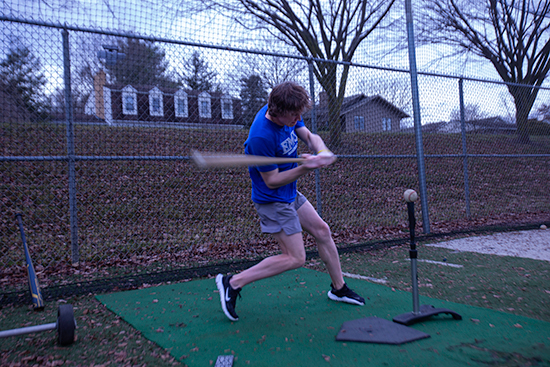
(336, 317, 430, 345)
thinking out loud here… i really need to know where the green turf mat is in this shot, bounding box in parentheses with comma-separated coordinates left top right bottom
(96, 268, 550, 366)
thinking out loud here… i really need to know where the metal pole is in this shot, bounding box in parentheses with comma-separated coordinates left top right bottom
(62, 29, 79, 264)
(0, 323, 57, 338)
(308, 59, 323, 218)
(405, 0, 430, 233)
(458, 78, 471, 217)
(407, 202, 420, 314)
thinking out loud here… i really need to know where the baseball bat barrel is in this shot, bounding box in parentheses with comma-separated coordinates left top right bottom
(191, 150, 306, 169)
(16, 214, 45, 311)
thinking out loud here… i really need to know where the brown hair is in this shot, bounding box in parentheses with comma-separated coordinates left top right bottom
(267, 81, 312, 118)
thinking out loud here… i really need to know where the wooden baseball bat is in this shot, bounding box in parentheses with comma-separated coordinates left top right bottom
(191, 150, 305, 168)
(16, 214, 45, 311)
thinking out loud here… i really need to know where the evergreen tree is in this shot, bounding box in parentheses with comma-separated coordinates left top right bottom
(106, 38, 175, 87)
(181, 51, 217, 91)
(240, 74, 268, 127)
(1, 46, 48, 117)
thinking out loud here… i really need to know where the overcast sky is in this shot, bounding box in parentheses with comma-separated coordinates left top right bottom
(3, 0, 547, 125)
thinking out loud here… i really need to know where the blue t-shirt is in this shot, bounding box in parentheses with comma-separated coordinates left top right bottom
(244, 105, 305, 204)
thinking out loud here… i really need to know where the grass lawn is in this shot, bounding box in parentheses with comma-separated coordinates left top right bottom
(1, 238, 549, 366)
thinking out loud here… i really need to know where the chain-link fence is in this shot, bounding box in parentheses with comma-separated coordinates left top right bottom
(1, 8, 549, 299)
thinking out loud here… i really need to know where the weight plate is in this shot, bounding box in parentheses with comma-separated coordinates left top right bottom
(57, 304, 76, 345)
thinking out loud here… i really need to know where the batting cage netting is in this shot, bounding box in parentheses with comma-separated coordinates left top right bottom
(1, 0, 549, 303)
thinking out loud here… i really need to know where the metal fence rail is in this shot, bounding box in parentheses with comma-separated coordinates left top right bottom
(1, 15, 549, 295)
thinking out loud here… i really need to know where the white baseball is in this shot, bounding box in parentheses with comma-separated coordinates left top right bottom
(404, 189, 418, 202)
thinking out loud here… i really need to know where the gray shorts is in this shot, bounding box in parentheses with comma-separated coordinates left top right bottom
(253, 191, 308, 235)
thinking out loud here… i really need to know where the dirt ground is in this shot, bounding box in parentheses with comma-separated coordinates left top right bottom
(425, 227, 550, 261)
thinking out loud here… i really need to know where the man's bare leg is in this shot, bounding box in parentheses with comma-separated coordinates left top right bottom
(229, 231, 306, 289)
(297, 201, 345, 290)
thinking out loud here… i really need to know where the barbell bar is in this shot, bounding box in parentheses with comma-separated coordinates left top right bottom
(0, 304, 76, 346)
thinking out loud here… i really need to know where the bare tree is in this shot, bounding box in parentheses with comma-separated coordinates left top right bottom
(418, 0, 550, 143)
(232, 45, 307, 91)
(449, 102, 489, 131)
(260, 56, 307, 90)
(537, 103, 550, 121)
(189, 0, 397, 146)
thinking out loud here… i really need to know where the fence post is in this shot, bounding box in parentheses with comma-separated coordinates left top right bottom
(459, 78, 471, 218)
(405, 0, 430, 233)
(62, 29, 79, 264)
(307, 58, 323, 218)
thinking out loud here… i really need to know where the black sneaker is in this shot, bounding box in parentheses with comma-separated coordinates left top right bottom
(216, 274, 241, 321)
(327, 283, 365, 306)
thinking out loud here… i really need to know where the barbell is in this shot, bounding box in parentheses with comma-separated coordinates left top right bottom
(0, 304, 76, 346)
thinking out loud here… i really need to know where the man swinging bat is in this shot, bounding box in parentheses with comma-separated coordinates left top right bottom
(216, 81, 364, 321)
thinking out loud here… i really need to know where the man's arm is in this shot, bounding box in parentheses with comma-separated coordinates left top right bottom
(295, 126, 336, 164)
(260, 165, 311, 189)
(295, 126, 329, 153)
(260, 126, 336, 189)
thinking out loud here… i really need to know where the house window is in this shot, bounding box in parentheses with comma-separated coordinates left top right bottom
(175, 89, 188, 118)
(354, 116, 365, 131)
(221, 95, 233, 119)
(198, 92, 211, 118)
(149, 87, 164, 117)
(124, 96, 134, 112)
(382, 117, 392, 131)
(122, 85, 137, 115)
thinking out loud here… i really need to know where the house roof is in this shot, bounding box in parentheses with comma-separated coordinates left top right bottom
(402, 116, 516, 134)
(467, 116, 515, 128)
(341, 94, 409, 118)
(308, 93, 409, 120)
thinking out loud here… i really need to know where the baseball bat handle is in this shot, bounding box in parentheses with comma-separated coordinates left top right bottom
(16, 213, 45, 310)
(16, 214, 30, 261)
